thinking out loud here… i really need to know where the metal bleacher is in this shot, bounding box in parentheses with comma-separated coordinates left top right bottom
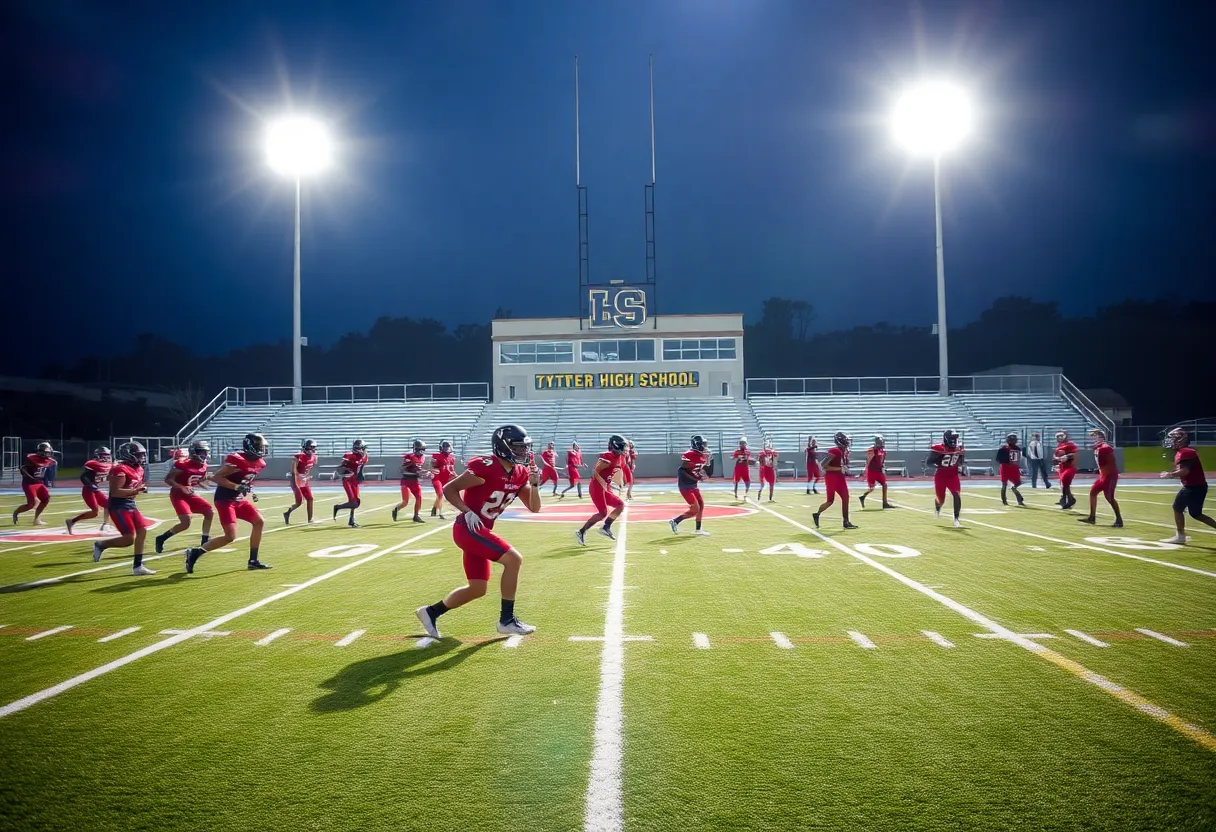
(954, 394, 1095, 445)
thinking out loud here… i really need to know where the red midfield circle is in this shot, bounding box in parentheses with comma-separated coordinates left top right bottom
(499, 502, 755, 523)
(0, 516, 163, 543)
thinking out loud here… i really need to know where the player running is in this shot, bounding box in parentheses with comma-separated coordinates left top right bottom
(415, 425, 541, 639)
(538, 442, 560, 495)
(284, 439, 319, 524)
(575, 435, 627, 545)
(757, 439, 778, 502)
(805, 436, 821, 495)
(429, 439, 458, 519)
(1160, 427, 1215, 545)
(732, 437, 754, 500)
(858, 435, 892, 510)
(66, 446, 112, 535)
(154, 440, 215, 553)
(333, 439, 370, 527)
(996, 433, 1026, 507)
(12, 442, 57, 526)
(623, 439, 638, 501)
(559, 441, 585, 499)
(812, 432, 857, 530)
(670, 434, 712, 535)
(91, 442, 155, 574)
(1054, 430, 1079, 510)
(184, 433, 272, 573)
(1080, 429, 1122, 527)
(927, 429, 965, 528)
(393, 439, 428, 524)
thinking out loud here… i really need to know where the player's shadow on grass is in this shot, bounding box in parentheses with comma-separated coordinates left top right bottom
(311, 638, 502, 713)
(89, 570, 240, 593)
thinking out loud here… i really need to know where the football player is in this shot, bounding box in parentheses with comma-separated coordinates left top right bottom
(1080, 429, 1122, 527)
(858, 434, 892, 510)
(91, 442, 154, 575)
(927, 429, 965, 527)
(813, 432, 857, 530)
(155, 440, 215, 553)
(184, 433, 271, 572)
(623, 439, 638, 501)
(804, 436, 821, 495)
(393, 439, 428, 524)
(429, 439, 458, 519)
(415, 425, 541, 639)
(575, 435, 627, 545)
(1160, 427, 1215, 545)
(560, 441, 585, 499)
(333, 438, 370, 527)
(995, 433, 1026, 507)
(284, 439, 318, 524)
(1053, 430, 1079, 510)
(13, 442, 56, 526)
(757, 439, 778, 502)
(732, 437, 753, 500)
(670, 434, 712, 535)
(539, 442, 560, 495)
(66, 446, 112, 535)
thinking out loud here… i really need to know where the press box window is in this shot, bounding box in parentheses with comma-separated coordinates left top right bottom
(580, 340, 656, 363)
(661, 338, 736, 361)
(499, 341, 574, 365)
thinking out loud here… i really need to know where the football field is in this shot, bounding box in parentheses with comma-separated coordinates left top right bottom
(1, 480, 1214, 831)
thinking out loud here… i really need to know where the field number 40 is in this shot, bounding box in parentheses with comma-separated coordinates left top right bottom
(759, 542, 920, 559)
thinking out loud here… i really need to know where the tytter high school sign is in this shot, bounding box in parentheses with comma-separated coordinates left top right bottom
(535, 371, 699, 390)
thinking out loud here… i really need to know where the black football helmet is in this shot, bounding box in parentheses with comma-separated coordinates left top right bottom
(1163, 427, 1189, 450)
(943, 430, 960, 449)
(35, 442, 56, 459)
(834, 431, 851, 450)
(243, 433, 269, 459)
(189, 440, 210, 462)
(352, 439, 368, 455)
(117, 441, 147, 465)
(691, 434, 707, 452)
(94, 446, 112, 462)
(440, 439, 452, 454)
(412, 439, 426, 454)
(492, 424, 531, 464)
(1005, 433, 1019, 446)
(302, 439, 317, 454)
(873, 434, 885, 449)
(608, 434, 626, 454)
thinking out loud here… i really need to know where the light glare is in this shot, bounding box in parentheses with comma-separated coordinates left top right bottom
(265, 116, 333, 177)
(892, 82, 973, 156)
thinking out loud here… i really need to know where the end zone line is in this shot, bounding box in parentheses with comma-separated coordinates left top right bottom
(0, 523, 452, 720)
(746, 498, 1216, 753)
(584, 507, 629, 832)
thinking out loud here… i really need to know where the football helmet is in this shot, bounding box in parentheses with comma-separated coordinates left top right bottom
(302, 439, 317, 454)
(873, 434, 885, 449)
(547, 441, 555, 450)
(94, 446, 112, 462)
(412, 439, 426, 454)
(35, 442, 56, 459)
(691, 434, 707, 452)
(440, 440, 453, 454)
(738, 437, 748, 448)
(352, 439, 368, 455)
(243, 433, 269, 459)
(1088, 428, 1106, 444)
(834, 431, 851, 450)
(492, 424, 532, 464)
(189, 440, 211, 462)
(1163, 427, 1189, 450)
(1005, 433, 1019, 446)
(117, 441, 147, 465)
(1055, 430, 1069, 443)
(943, 430, 960, 449)
(608, 434, 627, 454)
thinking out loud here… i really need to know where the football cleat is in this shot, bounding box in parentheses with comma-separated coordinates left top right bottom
(811, 512, 820, 528)
(1111, 520, 1123, 528)
(843, 522, 859, 530)
(497, 617, 536, 636)
(694, 529, 711, 536)
(154, 533, 168, 554)
(574, 529, 586, 546)
(1164, 533, 1186, 545)
(598, 526, 615, 540)
(1078, 517, 1096, 524)
(65, 518, 76, 536)
(953, 518, 962, 529)
(413, 515, 425, 523)
(92, 542, 104, 562)
(283, 510, 292, 525)
(185, 548, 203, 574)
(391, 506, 400, 522)
(34, 518, 46, 526)
(132, 565, 157, 576)
(669, 519, 680, 534)
(247, 560, 272, 570)
(858, 494, 866, 508)
(416, 606, 441, 639)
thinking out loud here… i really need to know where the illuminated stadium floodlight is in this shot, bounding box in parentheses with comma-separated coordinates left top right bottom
(892, 81, 973, 396)
(265, 116, 333, 405)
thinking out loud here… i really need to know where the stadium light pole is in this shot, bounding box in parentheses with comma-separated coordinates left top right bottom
(265, 116, 333, 405)
(892, 81, 973, 396)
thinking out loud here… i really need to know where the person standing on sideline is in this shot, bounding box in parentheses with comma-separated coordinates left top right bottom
(1027, 432, 1052, 489)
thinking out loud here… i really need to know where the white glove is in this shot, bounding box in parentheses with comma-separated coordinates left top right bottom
(463, 510, 484, 533)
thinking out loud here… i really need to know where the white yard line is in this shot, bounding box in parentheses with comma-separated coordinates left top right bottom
(98, 627, 141, 643)
(0, 524, 451, 720)
(254, 628, 292, 646)
(965, 490, 1216, 537)
(583, 506, 629, 832)
(25, 625, 72, 641)
(1065, 629, 1110, 648)
(692, 632, 711, 650)
(1136, 628, 1188, 647)
(921, 630, 955, 648)
(335, 629, 366, 647)
(747, 498, 1216, 753)
(847, 630, 877, 649)
(503, 635, 524, 648)
(769, 631, 795, 649)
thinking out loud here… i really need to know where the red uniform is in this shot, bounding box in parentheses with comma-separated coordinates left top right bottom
(292, 451, 317, 502)
(758, 448, 777, 485)
(567, 449, 583, 483)
(732, 448, 753, 486)
(678, 448, 709, 508)
(823, 446, 849, 504)
(213, 452, 266, 526)
(590, 453, 625, 514)
(539, 449, 559, 486)
(866, 447, 887, 488)
(997, 445, 1022, 486)
(108, 462, 146, 535)
(1091, 441, 1118, 501)
(1055, 441, 1079, 489)
(1177, 447, 1205, 487)
(622, 448, 637, 486)
(805, 443, 820, 479)
(80, 459, 112, 511)
(397, 451, 425, 503)
(168, 458, 213, 517)
(431, 451, 457, 494)
(453, 456, 531, 581)
(20, 453, 55, 510)
(930, 443, 964, 503)
(341, 451, 369, 503)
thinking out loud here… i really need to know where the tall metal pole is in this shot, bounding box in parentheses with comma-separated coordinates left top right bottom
(649, 53, 656, 184)
(933, 156, 949, 396)
(292, 175, 302, 405)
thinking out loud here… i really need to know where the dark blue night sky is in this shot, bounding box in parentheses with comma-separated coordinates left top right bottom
(3, 0, 1213, 368)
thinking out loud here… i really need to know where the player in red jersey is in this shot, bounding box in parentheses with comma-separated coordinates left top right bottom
(1053, 430, 1079, 510)
(415, 425, 541, 638)
(154, 440, 215, 553)
(623, 439, 638, 501)
(284, 439, 319, 524)
(813, 432, 857, 530)
(804, 436, 821, 495)
(575, 435, 627, 545)
(1161, 427, 1215, 545)
(66, 446, 113, 535)
(858, 435, 893, 510)
(428, 439, 458, 519)
(995, 433, 1026, 507)
(392, 439, 429, 524)
(90, 442, 155, 574)
(184, 433, 271, 572)
(1079, 429, 1123, 527)
(538, 441, 561, 495)
(732, 438, 754, 500)
(12, 442, 57, 526)
(757, 439, 778, 502)
(560, 441, 585, 499)
(333, 438, 370, 527)
(670, 434, 712, 535)
(927, 429, 965, 528)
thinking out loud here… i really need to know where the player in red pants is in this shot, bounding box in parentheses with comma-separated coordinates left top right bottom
(429, 439, 458, 519)
(13, 442, 56, 526)
(575, 435, 627, 545)
(858, 435, 892, 509)
(393, 439, 428, 523)
(1079, 429, 1123, 527)
(538, 442, 560, 495)
(155, 440, 215, 553)
(560, 441, 585, 499)
(623, 439, 637, 501)
(995, 433, 1026, 507)
(184, 433, 271, 572)
(670, 435, 712, 535)
(91, 442, 155, 575)
(334, 439, 369, 527)
(66, 446, 112, 535)
(804, 436, 821, 495)
(1054, 430, 1079, 510)
(415, 425, 541, 639)
(757, 440, 778, 502)
(928, 429, 965, 528)
(813, 432, 857, 530)
(284, 439, 318, 524)
(732, 438, 754, 500)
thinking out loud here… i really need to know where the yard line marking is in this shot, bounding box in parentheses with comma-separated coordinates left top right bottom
(770, 632, 795, 649)
(693, 632, 711, 650)
(335, 629, 366, 647)
(721, 548, 744, 553)
(504, 635, 524, 648)
(746, 498, 1216, 753)
(0, 523, 452, 720)
(889, 496, 1216, 579)
(254, 628, 292, 646)
(848, 630, 877, 649)
(965, 490, 1216, 537)
(1065, 629, 1110, 647)
(159, 629, 231, 637)
(98, 627, 141, 643)
(25, 625, 72, 641)
(975, 632, 1056, 640)
(584, 506, 629, 832)
(1136, 628, 1188, 647)
(921, 630, 955, 648)
(570, 635, 653, 643)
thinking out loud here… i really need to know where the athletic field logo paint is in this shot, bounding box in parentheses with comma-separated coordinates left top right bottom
(500, 503, 755, 523)
(0, 517, 165, 543)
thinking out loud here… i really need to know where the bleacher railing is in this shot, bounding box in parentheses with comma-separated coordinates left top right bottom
(1122, 421, 1216, 447)
(234, 383, 489, 406)
(745, 374, 1072, 397)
